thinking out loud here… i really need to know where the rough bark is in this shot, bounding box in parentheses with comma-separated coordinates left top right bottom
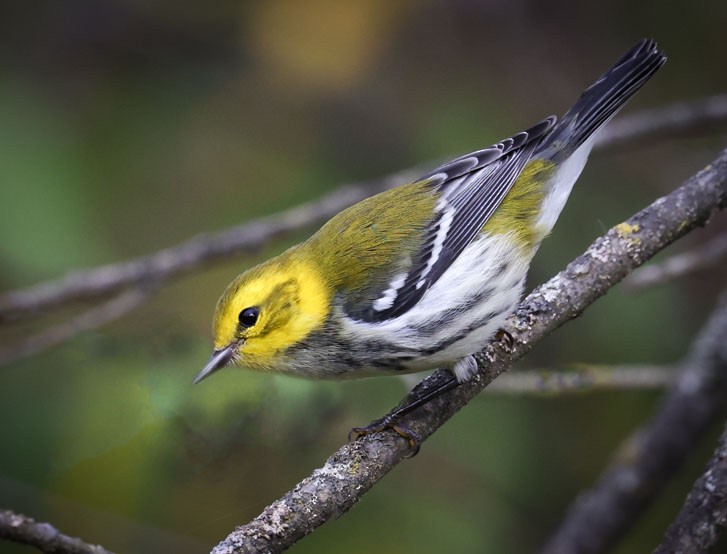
(654, 421, 727, 553)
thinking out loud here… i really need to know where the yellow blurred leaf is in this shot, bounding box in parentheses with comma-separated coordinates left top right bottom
(246, 0, 412, 94)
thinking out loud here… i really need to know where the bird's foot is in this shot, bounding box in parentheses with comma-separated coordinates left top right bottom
(348, 373, 460, 457)
(349, 414, 422, 457)
(495, 328, 515, 348)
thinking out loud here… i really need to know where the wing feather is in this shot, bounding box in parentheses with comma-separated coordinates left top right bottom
(361, 116, 556, 322)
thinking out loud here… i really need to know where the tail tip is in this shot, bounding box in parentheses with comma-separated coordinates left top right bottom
(626, 38, 667, 66)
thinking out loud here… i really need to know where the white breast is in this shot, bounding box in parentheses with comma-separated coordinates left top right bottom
(341, 233, 531, 369)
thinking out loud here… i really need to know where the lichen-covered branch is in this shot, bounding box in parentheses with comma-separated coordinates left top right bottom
(654, 420, 727, 553)
(0, 509, 114, 554)
(208, 150, 727, 554)
(540, 288, 727, 554)
(2, 96, 727, 326)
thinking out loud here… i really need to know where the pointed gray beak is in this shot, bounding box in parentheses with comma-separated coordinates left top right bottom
(193, 344, 235, 384)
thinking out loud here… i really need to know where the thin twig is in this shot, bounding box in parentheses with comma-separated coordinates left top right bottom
(622, 231, 727, 291)
(654, 419, 727, 553)
(3, 96, 727, 325)
(0, 290, 149, 367)
(207, 150, 727, 554)
(540, 288, 727, 554)
(596, 94, 727, 151)
(0, 509, 114, 554)
(487, 365, 675, 395)
(0, 170, 418, 324)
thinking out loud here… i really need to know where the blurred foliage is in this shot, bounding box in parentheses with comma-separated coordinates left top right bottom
(1, 1, 727, 553)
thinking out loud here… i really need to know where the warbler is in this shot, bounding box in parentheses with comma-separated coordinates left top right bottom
(194, 40, 665, 427)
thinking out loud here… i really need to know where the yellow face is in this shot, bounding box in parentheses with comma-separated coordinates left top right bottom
(211, 252, 331, 372)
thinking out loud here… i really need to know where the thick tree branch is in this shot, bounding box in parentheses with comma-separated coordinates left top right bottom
(540, 288, 727, 554)
(208, 150, 727, 554)
(2, 96, 727, 326)
(654, 420, 727, 553)
(622, 231, 727, 291)
(487, 365, 674, 395)
(0, 509, 114, 554)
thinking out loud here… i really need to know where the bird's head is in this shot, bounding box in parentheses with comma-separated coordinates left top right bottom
(194, 251, 331, 383)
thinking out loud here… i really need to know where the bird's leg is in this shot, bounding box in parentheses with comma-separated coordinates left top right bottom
(349, 334, 515, 453)
(348, 374, 460, 456)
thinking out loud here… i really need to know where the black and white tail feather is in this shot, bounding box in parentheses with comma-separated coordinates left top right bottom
(538, 38, 667, 161)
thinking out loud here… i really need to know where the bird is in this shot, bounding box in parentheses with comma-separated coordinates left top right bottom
(194, 39, 666, 444)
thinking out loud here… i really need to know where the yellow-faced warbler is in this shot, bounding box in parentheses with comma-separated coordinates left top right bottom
(195, 39, 666, 442)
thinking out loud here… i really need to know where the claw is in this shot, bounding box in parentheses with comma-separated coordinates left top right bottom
(348, 374, 460, 457)
(349, 414, 422, 457)
(495, 328, 515, 348)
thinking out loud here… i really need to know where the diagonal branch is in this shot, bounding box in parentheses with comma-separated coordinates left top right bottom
(0, 509, 114, 554)
(207, 150, 727, 554)
(654, 419, 727, 553)
(2, 96, 727, 326)
(0, 170, 418, 324)
(540, 288, 727, 554)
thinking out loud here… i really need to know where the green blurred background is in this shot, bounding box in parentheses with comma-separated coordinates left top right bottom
(2, 1, 727, 552)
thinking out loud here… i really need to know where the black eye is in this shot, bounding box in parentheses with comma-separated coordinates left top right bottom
(238, 307, 259, 328)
